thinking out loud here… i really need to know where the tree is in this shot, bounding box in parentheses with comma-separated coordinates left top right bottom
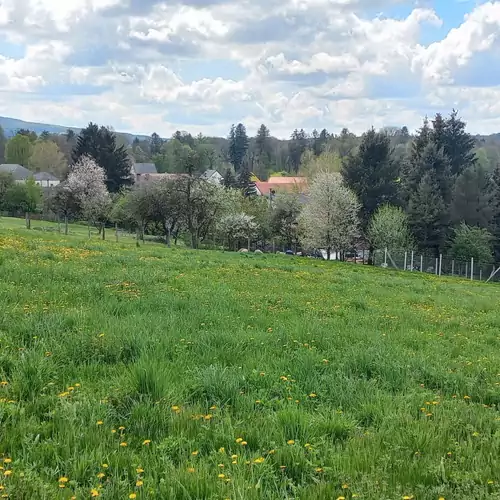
(28, 140, 68, 177)
(450, 164, 495, 228)
(48, 183, 80, 234)
(217, 213, 259, 250)
(150, 132, 163, 156)
(5, 135, 33, 166)
(0, 172, 14, 210)
(16, 129, 37, 142)
(300, 150, 341, 179)
(368, 205, 414, 251)
(0, 125, 6, 164)
(4, 178, 42, 228)
(450, 223, 494, 266)
(408, 172, 448, 255)
(443, 110, 476, 176)
(300, 172, 360, 260)
(237, 163, 256, 197)
(223, 167, 237, 189)
(342, 129, 399, 229)
(228, 123, 249, 172)
(288, 129, 308, 173)
(67, 156, 112, 238)
(270, 193, 302, 250)
(72, 123, 132, 193)
(39, 130, 51, 141)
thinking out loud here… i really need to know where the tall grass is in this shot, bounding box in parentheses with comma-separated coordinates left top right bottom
(0, 219, 499, 499)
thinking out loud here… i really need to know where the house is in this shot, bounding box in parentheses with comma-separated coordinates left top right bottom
(200, 169, 223, 185)
(131, 163, 157, 183)
(33, 172, 60, 188)
(0, 164, 32, 183)
(255, 176, 309, 205)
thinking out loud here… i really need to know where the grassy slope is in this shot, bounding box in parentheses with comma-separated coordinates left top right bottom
(0, 219, 499, 499)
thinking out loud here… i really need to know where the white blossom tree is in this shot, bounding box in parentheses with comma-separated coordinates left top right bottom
(67, 155, 111, 239)
(217, 212, 259, 250)
(300, 172, 360, 260)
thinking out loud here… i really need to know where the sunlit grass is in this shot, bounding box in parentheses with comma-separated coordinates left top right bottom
(1, 217, 499, 499)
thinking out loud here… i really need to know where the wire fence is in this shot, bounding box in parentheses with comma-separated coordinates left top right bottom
(373, 249, 500, 283)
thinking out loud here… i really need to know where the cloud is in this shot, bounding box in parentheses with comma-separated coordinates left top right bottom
(0, 0, 499, 138)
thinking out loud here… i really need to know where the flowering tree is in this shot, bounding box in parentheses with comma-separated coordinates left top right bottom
(67, 155, 111, 238)
(300, 172, 360, 260)
(217, 212, 259, 250)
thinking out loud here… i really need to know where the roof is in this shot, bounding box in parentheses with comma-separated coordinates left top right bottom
(200, 169, 222, 180)
(268, 176, 307, 185)
(133, 163, 157, 175)
(33, 172, 59, 181)
(0, 163, 32, 181)
(139, 173, 189, 182)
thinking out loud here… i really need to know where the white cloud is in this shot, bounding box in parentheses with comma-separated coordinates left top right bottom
(0, 0, 499, 137)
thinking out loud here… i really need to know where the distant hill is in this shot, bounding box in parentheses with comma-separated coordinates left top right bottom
(0, 116, 149, 143)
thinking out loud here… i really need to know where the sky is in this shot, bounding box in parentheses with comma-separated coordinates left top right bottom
(0, 0, 500, 139)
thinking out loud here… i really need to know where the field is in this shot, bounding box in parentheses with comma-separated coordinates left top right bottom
(1, 218, 500, 500)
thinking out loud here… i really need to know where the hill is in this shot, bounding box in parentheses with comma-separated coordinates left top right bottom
(0, 218, 499, 499)
(0, 115, 149, 142)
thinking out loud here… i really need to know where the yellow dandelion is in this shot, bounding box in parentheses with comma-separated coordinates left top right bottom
(3, 459, 11, 465)
(187, 467, 195, 473)
(171, 405, 181, 412)
(342, 484, 349, 489)
(59, 484, 66, 489)
(120, 442, 127, 447)
(210, 405, 217, 410)
(102, 464, 108, 468)
(97, 472, 105, 479)
(268, 449, 276, 455)
(58, 476, 69, 483)
(91, 489, 100, 497)
(241, 441, 247, 446)
(136, 480, 143, 487)
(204, 414, 213, 420)
(439, 497, 445, 500)
(218, 464, 224, 468)
(315, 467, 324, 473)
(231, 454, 238, 459)
(253, 457, 265, 464)
(309, 393, 317, 398)
(219, 447, 225, 453)
(118, 426, 125, 431)
(337, 497, 345, 500)
(304, 443, 312, 449)
(191, 451, 199, 456)
(488, 480, 494, 484)
(287, 440, 295, 445)
(218, 474, 225, 479)
(143, 439, 151, 445)
(129, 494, 137, 499)
(96, 421, 103, 426)
(136, 468, 144, 474)
(3, 471, 12, 477)
(235, 438, 243, 444)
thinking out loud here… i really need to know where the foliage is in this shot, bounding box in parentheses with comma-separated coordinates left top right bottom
(299, 150, 341, 179)
(450, 223, 494, 265)
(28, 140, 68, 177)
(3, 178, 42, 227)
(0, 125, 6, 164)
(217, 212, 259, 249)
(72, 122, 132, 193)
(368, 204, 414, 251)
(228, 123, 249, 172)
(5, 134, 33, 165)
(342, 129, 399, 228)
(300, 172, 360, 258)
(270, 193, 302, 248)
(0, 172, 14, 210)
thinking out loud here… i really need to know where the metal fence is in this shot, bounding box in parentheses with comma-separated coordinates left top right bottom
(373, 249, 500, 283)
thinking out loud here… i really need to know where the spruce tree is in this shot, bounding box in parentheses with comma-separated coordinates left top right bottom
(444, 109, 476, 176)
(342, 128, 400, 228)
(228, 123, 249, 172)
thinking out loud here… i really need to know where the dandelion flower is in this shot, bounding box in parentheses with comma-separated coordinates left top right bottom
(219, 447, 225, 453)
(120, 442, 127, 447)
(337, 497, 345, 500)
(218, 474, 225, 479)
(342, 484, 349, 489)
(96, 421, 103, 426)
(309, 393, 317, 398)
(287, 440, 295, 445)
(136, 480, 143, 487)
(191, 451, 199, 456)
(3, 460, 11, 465)
(136, 468, 144, 474)
(97, 472, 105, 479)
(143, 440, 151, 445)
(235, 438, 243, 444)
(218, 464, 224, 468)
(253, 457, 265, 464)
(118, 426, 125, 431)
(3, 471, 12, 477)
(315, 468, 324, 473)
(231, 455, 238, 459)
(187, 468, 195, 473)
(241, 441, 247, 446)
(210, 405, 217, 410)
(102, 464, 108, 469)
(488, 480, 494, 485)
(90, 489, 100, 497)
(129, 494, 137, 499)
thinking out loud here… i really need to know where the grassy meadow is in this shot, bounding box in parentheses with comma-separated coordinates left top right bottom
(1, 218, 500, 499)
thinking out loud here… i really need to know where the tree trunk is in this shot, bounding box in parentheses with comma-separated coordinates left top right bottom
(115, 223, 119, 242)
(102, 224, 105, 240)
(64, 216, 69, 235)
(88, 221, 91, 239)
(135, 227, 140, 247)
(57, 214, 61, 233)
(25, 212, 30, 229)
(327, 247, 331, 261)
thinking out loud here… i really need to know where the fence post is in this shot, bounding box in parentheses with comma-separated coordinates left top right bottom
(480, 269, 482, 281)
(435, 258, 438, 275)
(420, 255, 423, 272)
(451, 260, 455, 276)
(384, 248, 388, 266)
(439, 254, 442, 276)
(404, 252, 407, 271)
(471, 257, 474, 280)
(411, 251, 414, 272)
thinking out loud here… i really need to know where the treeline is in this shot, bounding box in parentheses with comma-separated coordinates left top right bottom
(1, 111, 500, 266)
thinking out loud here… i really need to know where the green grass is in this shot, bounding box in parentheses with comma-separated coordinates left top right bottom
(1, 217, 500, 499)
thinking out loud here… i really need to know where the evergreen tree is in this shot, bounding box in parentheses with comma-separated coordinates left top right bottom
(0, 125, 6, 164)
(223, 167, 237, 189)
(72, 122, 132, 193)
(450, 164, 495, 228)
(228, 123, 249, 172)
(408, 172, 448, 255)
(40, 130, 51, 141)
(150, 132, 163, 156)
(416, 142, 453, 204)
(444, 109, 476, 176)
(288, 129, 308, 172)
(341, 128, 400, 228)
(237, 162, 256, 196)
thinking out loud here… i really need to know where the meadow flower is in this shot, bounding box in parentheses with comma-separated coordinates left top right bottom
(253, 457, 265, 464)
(118, 426, 125, 431)
(218, 474, 225, 479)
(129, 494, 137, 499)
(3, 459, 11, 464)
(342, 484, 349, 489)
(96, 421, 103, 426)
(136, 480, 143, 487)
(3, 471, 12, 477)
(287, 440, 295, 445)
(235, 438, 243, 444)
(337, 497, 345, 500)
(120, 442, 128, 447)
(97, 472, 105, 479)
(102, 464, 108, 469)
(309, 393, 317, 398)
(241, 441, 247, 446)
(143, 439, 151, 445)
(90, 489, 100, 497)
(219, 447, 225, 453)
(191, 451, 199, 456)
(187, 468, 195, 473)
(58, 477, 69, 483)
(218, 464, 224, 468)
(210, 405, 217, 410)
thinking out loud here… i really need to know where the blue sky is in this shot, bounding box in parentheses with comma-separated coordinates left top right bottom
(0, 0, 500, 138)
